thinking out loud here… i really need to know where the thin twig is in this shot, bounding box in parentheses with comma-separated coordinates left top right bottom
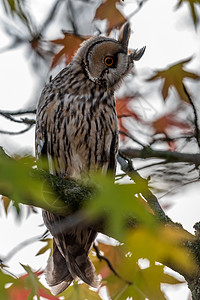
(93, 244, 133, 285)
(0, 124, 34, 135)
(119, 130, 145, 148)
(67, 0, 79, 35)
(119, 147, 200, 166)
(2, 230, 48, 263)
(0, 108, 36, 116)
(183, 83, 200, 152)
(127, 0, 148, 20)
(39, 0, 65, 34)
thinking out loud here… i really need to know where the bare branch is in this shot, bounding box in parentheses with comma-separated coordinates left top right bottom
(0, 124, 34, 135)
(1, 230, 48, 263)
(119, 147, 200, 166)
(119, 130, 146, 148)
(183, 83, 200, 151)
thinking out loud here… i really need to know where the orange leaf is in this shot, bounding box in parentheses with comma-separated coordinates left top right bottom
(147, 57, 200, 102)
(116, 96, 141, 140)
(51, 33, 87, 68)
(176, 0, 200, 29)
(94, 0, 126, 33)
(152, 113, 192, 135)
(1, 196, 11, 215)
(7, 269, 59, 300)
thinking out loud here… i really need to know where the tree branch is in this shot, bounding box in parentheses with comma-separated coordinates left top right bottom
(119, 147, 200, 166)
(183, 83, 200, 152)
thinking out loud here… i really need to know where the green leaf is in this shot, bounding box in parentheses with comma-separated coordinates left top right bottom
(85, 173, 156, 239)
(124, 226, 196, 276)
(60, 282, 101, 299)
(0, 270, 15, 300)
(36, 238, 53, 256)
(0, 150, 64, 215)
(6, 265, 59, 300)
(147, 57, 200, 103)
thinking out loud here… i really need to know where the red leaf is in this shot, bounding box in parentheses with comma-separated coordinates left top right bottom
(94, 0, 126, 33)
(51, 33, 88, 68)
(8, 286, 30, 300)
(116, 96, 141, 141)
(152, 113, 192, 135)
(7, 268, 59, 300)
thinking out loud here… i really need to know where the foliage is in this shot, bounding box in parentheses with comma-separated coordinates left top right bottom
(0, 266, 59, 300)
(147, 57, 200, 103)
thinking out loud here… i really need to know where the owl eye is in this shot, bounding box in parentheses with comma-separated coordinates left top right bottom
(104, 56, 114, 67)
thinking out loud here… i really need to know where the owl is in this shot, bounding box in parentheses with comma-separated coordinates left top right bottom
(35, 23, 145, 295)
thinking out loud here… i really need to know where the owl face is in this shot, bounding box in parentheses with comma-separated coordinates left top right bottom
(74, 23, 145, 88)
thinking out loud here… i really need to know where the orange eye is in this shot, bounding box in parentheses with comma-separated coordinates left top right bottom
(104, 56, 114, 67)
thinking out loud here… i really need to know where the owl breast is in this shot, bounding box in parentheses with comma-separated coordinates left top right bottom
(36, 82, 118, 179)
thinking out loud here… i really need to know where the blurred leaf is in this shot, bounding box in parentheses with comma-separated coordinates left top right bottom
(60, 282, 101, 299)
(36, 238, 53, 256)
(1, 196, 11, 215)
(119, 264, 184, 300)
(153, 112, 192, 135)
(86, 174, 156, 239)
(176, 0, 200, 29)
(94, 0, 126, 33)
(90, 242, 125, 279)
(124, 226, 196, 276)
(0, 151, 64, 214)
(147, 57, 200, 102)
(2, 0, 32, 31)
(0, 269, 15, 300)
(116, 96, 142, 141)
(51, 33, 87, 68)
(7, 266, 59, 300)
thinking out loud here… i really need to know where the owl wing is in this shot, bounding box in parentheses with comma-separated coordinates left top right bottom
(35, 88, 99, 294)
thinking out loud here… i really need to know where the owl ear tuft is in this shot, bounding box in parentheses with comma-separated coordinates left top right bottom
(118, 22, 131, 48)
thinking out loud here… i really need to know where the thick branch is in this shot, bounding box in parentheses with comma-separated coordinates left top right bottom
(119, 147, 200, 166)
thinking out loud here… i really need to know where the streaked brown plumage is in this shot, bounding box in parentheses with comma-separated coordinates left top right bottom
(35, 23, 145, 295)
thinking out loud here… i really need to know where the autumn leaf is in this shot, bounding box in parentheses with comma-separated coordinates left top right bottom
(90, 242, 125, 280)
(51, 33, 87, 68)
(36, 238, 53, 256)
(147, 57, 200, 103)
(176, 0, 200, 29)
(152, 113, 192, 135)
(7, 266, 59, 300)
(125, 226, 196, 276)
(94, 0, 126, 33)
(1, 196, 11, 215)
(121, 264, 184, 300)
(0, 269, 15, 300)
(60, 282, 101, 299)
(116, 96, 142, 141)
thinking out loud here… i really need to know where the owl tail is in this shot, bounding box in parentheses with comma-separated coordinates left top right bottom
(45, 240, 73, 295)
(44, 227, 99, 295)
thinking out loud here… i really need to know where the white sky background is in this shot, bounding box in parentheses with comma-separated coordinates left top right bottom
(0, 0, 200, 299)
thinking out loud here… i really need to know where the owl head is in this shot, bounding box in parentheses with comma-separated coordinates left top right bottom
(74, 23, 145, 88)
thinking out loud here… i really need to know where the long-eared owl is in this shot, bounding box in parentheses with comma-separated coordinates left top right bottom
(35, 23, 145, 295)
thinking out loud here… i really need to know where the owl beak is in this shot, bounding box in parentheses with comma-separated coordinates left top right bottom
(129, 46, 146, 61)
